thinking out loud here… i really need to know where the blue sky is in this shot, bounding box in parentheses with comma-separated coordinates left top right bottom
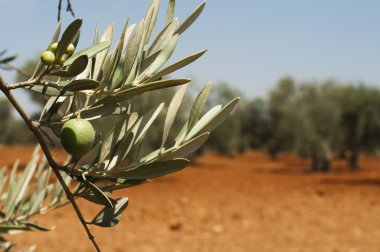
(1, 0, 380, 113)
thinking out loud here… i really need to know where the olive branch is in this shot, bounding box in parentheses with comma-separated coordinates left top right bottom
(0, 1, 239, 251)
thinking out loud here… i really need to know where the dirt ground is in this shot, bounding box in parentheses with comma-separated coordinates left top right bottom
(1, 146, 380, 252)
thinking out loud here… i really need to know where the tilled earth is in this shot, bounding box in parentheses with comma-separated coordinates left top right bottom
(1, 146, 380, 252)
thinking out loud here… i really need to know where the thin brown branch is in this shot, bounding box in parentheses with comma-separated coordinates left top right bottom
(57, 0, 62, 22)
(58, 0, 75, 22)
(66, 0, 76, 17)
(0, 74, 101, 252)
(6, 78, 62, 90)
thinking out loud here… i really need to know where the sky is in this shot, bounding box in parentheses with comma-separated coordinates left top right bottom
(1, 0, 380, 114)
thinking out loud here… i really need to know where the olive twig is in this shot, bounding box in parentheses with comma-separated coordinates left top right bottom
(0, 73, 102, 252)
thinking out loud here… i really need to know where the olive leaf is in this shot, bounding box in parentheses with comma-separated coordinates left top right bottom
(186, 97, 240, 140)
(114, 78, 190, 96)
(148, 18, 178, 56)
(175, 2, 206, 35)
(110, 159, 190, 180)
(187, 82, 211, 133)
(83, 181, 114, 208)
(147, 50, 207, 82)
(49, 55, 89, 77)
(63, 41, 111, 66)
(55, 19, 82, 65)
(91, 198, 129, 227)
(161, 84, 188, 149)
(62, 79, 100, 92)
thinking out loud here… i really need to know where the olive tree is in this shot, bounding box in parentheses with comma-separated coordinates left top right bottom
(266, 76, 296, 159)
(335, 85, 380, 169)
(0, 1, 239, 251)
(289, 82, 342, 171)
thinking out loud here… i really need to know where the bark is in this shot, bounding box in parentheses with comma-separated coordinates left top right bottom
(348, 151, 359, 170)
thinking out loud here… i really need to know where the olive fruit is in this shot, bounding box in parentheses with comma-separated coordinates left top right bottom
(65, 43, 75, 55)
(40, 51, 56, 65)
(61, 119, 95, 157)
(59, 55, 66, 65)
(50, 42, 58, 53)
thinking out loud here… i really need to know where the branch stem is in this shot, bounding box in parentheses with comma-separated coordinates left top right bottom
(0, 74, 101, 252)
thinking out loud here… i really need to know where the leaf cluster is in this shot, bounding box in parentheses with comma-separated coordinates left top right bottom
(12, 0, 239, 230)
(0, 148, 73, 246)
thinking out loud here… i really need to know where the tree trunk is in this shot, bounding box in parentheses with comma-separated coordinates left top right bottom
(320, 141, 332, 172)
(268, 147, 279, 160)
(319, 159, 331, 172)
(310, 153, 319, 172)
(348, 151, 359, 170)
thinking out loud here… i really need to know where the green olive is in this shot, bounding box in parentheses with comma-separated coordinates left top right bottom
(61, 119, 96, 157)
(50, 42, 58, 53)
(40, 51, 56, 65)
(65, 43, 75, 56)
(59, 56, 66, 65)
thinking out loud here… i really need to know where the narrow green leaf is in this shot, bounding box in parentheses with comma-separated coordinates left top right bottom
(39, 96, 62, 121)
(78, 104, 127, 121)
(6, 160, 20, 205)
(148, 19, 178, 56)
(166, 0, 176, 24)
(74, 142, 101, 170)
(24, 221, 52, 232)
(123, 20, 145, 84)
(101, 19, 129, 90)
(94, 25, 99, 44)
(139, 49, 161, 74)
(62, 79, 100, 92)
(147, 50, 206, 82)
(29, 185, 53, 215)
(63, 41, 111, 66)
(0, 54, 17, 64)
(99, 117, 126, 163)
(175, 2, 206, 35)
(55, 19, 82, 64)
(122, 24, 136, 53)
(85, 181, 114, 208)
(93, 24, 114, 80)
(0, 167, 8, 196)
(161, 84, 188, 149)
(115, 78, 190, 96)
(146, 34, 179, 76)
(134, 103, 164, 144)
(187, 82, 211, 133)
(106, 132, 134, 170)
(49, 55, 89, 77)
(72, 30, 81, 47)
(174, 121, 188, 146)
(160, 132, 209, 161)
(91, 198, 128, 227)
(112, 158, 190, 179)
(114, 197, 129, 216)
(6, 154, 38, 219)
(51, 21, 62, 43)
(102, 179, 149, 191)
(30, 85, 71, 96)
(142, 0, 159, 46)
(186, 98, 240, 140)
(78, 190, 111, 206)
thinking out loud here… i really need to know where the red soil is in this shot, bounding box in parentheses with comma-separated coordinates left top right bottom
(1, 146, 380, 252)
